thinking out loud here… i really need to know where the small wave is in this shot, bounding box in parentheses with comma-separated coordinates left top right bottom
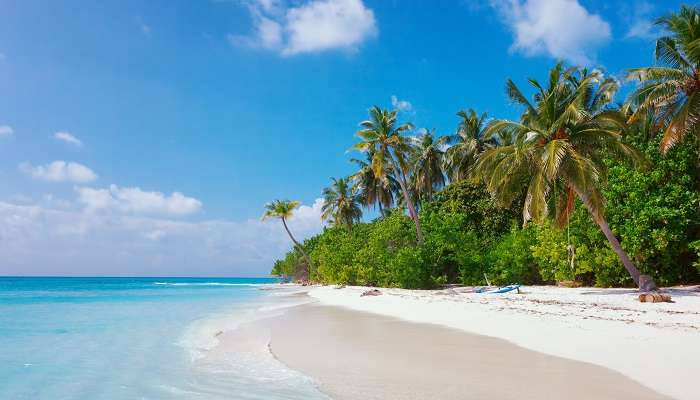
(153, 282, 262, 287)
(178, 293, 310, 361)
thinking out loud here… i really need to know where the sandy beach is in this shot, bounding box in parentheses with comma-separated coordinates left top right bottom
(266, 303, 670, 400)
(297, 285, 700, 400)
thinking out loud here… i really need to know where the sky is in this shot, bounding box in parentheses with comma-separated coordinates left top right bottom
(0, 0, 684, 276)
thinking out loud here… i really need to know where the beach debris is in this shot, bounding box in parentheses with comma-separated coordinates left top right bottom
(638, 293, 673, 303)
(334, 284, 346, 289)
(360, 289, 382, 297)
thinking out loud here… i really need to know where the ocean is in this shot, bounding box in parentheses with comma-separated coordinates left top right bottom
(0, 277, 329, 400)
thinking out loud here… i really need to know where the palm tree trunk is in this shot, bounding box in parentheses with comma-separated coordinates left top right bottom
(573, 187, 644, 288)
(281, 217, 314, 279)
(389, 157, 425, 244)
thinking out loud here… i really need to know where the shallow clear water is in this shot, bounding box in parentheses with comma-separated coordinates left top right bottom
(0, 277, 328, 399)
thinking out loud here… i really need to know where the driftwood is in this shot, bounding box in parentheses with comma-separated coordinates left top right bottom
(638, 292, 673, 303)
(360, 289, 382, 297)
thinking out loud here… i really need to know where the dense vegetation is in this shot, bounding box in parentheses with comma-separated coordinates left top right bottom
(269, 5, 700, 289)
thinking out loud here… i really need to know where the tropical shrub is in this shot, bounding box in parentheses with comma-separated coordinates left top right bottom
(488, 226, 540, 285)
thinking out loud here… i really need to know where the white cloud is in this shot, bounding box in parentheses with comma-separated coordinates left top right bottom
(232, 0, 377, 56)
(626, 20, 654, 40)
(54, 131, 83, 147)
(391, 95, 412, 112)
(0, 125, 13, 137)
(623, 1, 657, 41)
(0, 197, 324, 276)
(20, 161, 98, 183)
(283, 0, 377, 55)
(282, 198, 325, 231)
(489, 0, 611, 65)
(229, 14, 283, 49)
(76, 184, 202, 217)
(144, 229, 166, 241)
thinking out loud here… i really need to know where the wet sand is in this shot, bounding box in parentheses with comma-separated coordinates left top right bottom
(265, 303, 671, 400)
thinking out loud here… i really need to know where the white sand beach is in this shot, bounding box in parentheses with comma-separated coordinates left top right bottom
(302, 285, 700, 400)
(265, 303, 671, 400)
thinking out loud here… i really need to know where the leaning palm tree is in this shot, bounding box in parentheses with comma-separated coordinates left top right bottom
(411, 129, 447, 202)
(444, 109, 493, 182)
(262, 199, 313, 277)
(474, 63, 655, 290)
(626, 5, 700, 153)
(321, 177, 363, 230)
(350, 154, 398, 216)
(352, 106, 424, 243)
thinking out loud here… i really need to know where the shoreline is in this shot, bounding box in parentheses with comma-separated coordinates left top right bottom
(301, 285, 700, 400)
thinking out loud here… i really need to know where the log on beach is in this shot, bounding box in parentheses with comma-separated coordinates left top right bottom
(638, 293, 673, 303)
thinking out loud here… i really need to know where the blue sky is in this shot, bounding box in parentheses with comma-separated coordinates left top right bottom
(0, 0, 683, 276)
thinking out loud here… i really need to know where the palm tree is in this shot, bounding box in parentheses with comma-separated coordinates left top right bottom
(626, 5, 700, 153)
(474, 63, 655, 290)
(262, 199, 314, 277)
(352, 106, 424, 243)
(321, 177, 363, 230)
(411, 129, 447, 202)
(444, 109, 493, 182)
(350, 151, 398, 216)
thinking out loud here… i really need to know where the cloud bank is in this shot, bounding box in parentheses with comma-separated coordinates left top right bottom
(76, 185, 203, 217)
(0, 198, 325, 276)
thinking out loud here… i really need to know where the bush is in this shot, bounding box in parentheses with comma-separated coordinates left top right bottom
(602, 136, 700, 285)
(488, 226, 540, 285)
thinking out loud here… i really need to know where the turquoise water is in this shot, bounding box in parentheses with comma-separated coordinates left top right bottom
(0, 277, 328, 399)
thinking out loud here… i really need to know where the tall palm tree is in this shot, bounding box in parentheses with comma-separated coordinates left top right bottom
(444, 109, 493, 182)
(262, 199, 313, 277)
(626, 5, 700, 153)
(350, 151, 398, 216)
(352, 106, 424, 243)
(474, 63, 654, 290)
(411, 129, 447, 202)
(321, 177, 363, 230)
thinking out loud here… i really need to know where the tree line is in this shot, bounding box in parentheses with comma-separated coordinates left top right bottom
(266, 5, 700, 290)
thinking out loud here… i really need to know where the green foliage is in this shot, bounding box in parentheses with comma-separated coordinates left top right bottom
(690, 240, 700, 272)
(431, 180, 521, 240)
(601, 135, 700, 285)
(530, 223, 569, 282)
(421, 207, 484, 285)
(271, 249, 304, 279)
(488, 226, 540, 285)
(388, 247, 429, 289)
